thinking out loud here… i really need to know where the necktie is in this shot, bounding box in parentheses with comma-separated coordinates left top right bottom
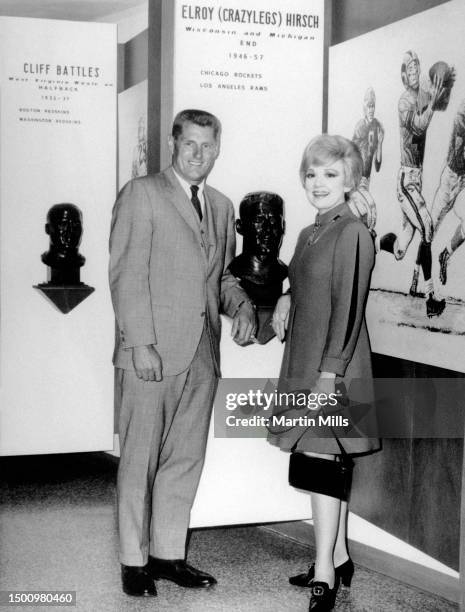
(190, 185, 203, 221)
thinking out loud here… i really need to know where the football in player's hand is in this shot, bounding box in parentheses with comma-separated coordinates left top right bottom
(429, 61, 456, 110)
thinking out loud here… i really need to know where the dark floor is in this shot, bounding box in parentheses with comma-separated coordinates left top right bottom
(0, 453, 458, 611)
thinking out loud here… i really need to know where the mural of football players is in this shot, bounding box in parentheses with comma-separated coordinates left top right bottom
(352, 87, 384, 189)
(432, 98, 465, 285)
(380, 50, 454, 318)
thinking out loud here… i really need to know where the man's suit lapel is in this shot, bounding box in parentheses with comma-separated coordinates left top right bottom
(203, 187, 218, 267)
(163, 167, 201, 237)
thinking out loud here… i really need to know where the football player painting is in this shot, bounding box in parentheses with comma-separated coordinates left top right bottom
(432, 99, 465, 286)
(380, 50, 454, 317)
(349, 87, 384, 236)
(352, 87, 384, 190)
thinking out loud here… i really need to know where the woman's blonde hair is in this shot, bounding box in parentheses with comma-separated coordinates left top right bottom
(299, 134, 363, 194)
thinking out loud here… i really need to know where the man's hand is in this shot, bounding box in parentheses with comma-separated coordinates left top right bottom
(231, 301, 256, 346)
(271, 294, 291, 341)
(132, 345, 163, 381)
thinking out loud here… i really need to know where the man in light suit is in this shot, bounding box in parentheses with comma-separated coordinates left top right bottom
(109, 109, 256, 597)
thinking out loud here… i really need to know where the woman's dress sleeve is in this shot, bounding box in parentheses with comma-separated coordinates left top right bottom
(319, 222, 375, 376)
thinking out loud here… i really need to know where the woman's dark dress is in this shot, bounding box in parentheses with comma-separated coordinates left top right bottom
(268, 202, 379, 454)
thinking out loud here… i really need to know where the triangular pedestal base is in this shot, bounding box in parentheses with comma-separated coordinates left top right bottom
(33, 284, 95, 314)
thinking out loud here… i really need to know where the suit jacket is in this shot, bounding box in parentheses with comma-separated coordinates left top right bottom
(109, 167, 247, 376)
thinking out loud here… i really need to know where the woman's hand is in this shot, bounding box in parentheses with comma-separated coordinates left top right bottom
(272, 294, 291, 341)
(313, 372, 336, 398)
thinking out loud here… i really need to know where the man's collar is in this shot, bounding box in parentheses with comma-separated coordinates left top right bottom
(172, 167, 206, 201)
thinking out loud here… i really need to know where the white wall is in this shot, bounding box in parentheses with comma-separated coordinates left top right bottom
(98, 2, 148, 43)
(0, 17, 117, 455)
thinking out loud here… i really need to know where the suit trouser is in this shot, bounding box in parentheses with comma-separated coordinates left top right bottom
(116, 328, 217, 565)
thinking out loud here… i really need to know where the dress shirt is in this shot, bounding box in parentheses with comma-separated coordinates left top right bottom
(173, 169, 205, 216)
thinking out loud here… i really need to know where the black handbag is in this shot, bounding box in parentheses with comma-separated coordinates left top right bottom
(288, 422, 354, 501)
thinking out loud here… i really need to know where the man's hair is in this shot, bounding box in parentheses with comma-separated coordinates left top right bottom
(172, 109, 221, 140)
(299, 134, 363, 193)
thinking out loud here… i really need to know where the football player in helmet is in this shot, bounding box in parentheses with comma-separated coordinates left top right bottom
(349, 88, 384, 235)
(380, 50, 448, 317)
(352, 87, 384, 189)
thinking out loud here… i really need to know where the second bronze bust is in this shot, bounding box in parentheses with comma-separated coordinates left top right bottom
(228, 191, 288, 344)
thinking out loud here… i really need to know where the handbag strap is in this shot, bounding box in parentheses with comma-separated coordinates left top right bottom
(328, 422, 353, 466)
(292, 404, 353, 466)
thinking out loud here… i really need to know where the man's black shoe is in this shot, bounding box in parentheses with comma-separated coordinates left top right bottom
(121, 564, 157, 597)
(148, 557, 217, 588)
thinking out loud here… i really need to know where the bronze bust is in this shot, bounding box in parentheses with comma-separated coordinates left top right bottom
(228, 191, 287, 343)
(41, 203, 85, 285)
(35, 203, 94, 313)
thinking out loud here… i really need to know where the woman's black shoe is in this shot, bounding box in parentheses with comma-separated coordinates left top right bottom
(289, 558, 354, 588)
(309, 580, 339, 611)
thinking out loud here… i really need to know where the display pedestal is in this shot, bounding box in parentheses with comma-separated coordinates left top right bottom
(33, 284, 95, 314)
